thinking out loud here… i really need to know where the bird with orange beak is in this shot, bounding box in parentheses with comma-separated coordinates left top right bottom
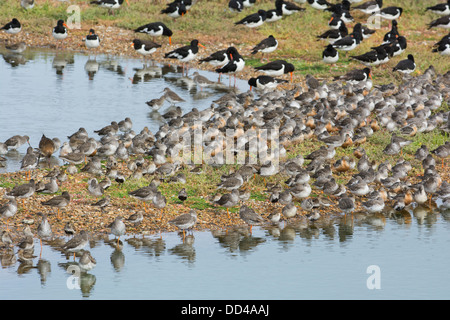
(164, 39, 205, 75)
(52, 20, 69, 49)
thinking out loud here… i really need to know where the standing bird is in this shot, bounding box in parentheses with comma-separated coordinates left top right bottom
(239, 205, 264, 233)
(52, 20, 69, 48)
(163, 87, 185, 105)
(37, 213, 52, 257)
(20, 147, 39, 179)
(199, 48, 230, 68)
(6, 179, 36, 204)
(215, 46, 245, 86)
(1, 18, 22, 34)
(109, 216, 126, 247)
(392, 54, 416, 74)
(251, 35, 278, 62)
(79, 251, 97, 271)
(61, 230, 90, 260)
(38, 134, 57, 159)
(4, 135, 30, 150)
(41, 191, 70, 218)
(164, 39, 205, 74)
(192, 72, 215, 91)
(169, 210, 197, 239)
(214, 189, 240, 219)
(132, 39, 161, 60)
(84, 29, 101, 53)
(134, 22, 173, 45)
(0, 198, 17, 231)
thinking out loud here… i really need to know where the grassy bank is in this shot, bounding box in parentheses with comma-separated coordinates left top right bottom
(1, 0, 450, 82)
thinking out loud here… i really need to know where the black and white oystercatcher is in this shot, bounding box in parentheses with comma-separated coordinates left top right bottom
(134, 22, 173, 45)
(275, 0, 305, 15)
(254, 59, 295, 81)
(52, 19, 68, 48)
(164, 39, 205, 73)
(392, 54, 416, 74)
(426, 0, 450, 16)
(199, 48, 229, 67)
(248, 75, 288, 91)
(235, 9, 267, 28)
(84, 29, 100, 50)
(228, 0, 244, 12)
(332, 22, 363, 52)
(161, 1, 186, 18)
(333, 67, 372, 84)
(132, 39, 161, 58)
(322, 44, 339, 64)
(428, 14, 450, 29)
(1, 18, 21, 34)
(372, 6, 403, 21)
(251, 35, 278, 62)
(90, 0, 129, 14)
(352, 0, 383, 15)
(215, 47, 245, 85)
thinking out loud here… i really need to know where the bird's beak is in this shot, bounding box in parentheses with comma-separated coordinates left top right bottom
(229, 53, 233, 60)
(169, 36, 172, 45)
(63, 23, 69, 28)
(199, 43, 206, 48)
(125, 0, 129, 5)
(131, 43, 134, 47)
(329, 17, 334, 23)
(290, 72, 293, 82)
(250, 86, 253, 91)
(369, 73, 373, 80)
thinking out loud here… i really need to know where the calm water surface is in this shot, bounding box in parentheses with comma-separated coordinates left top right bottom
(1, 49, 450, 300)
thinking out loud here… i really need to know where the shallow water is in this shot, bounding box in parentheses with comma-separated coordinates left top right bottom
(1, 208, 450, 300)
(1, 49, 450, 300)
(0, 48, 245, 172)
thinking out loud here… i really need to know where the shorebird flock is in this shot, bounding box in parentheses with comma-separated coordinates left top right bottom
(1, 1, 450, 266)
